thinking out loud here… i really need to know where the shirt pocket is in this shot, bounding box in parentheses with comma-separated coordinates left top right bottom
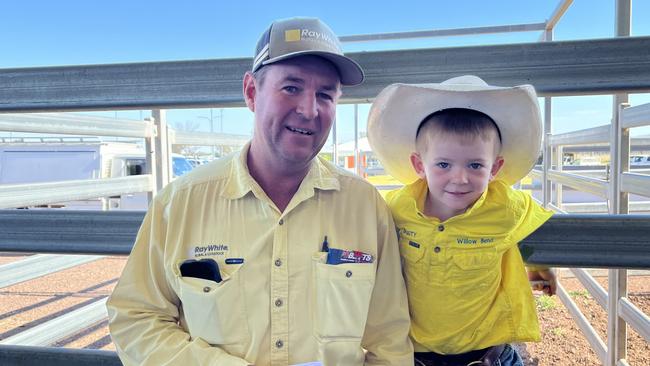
(449, 247, 500, 297)
(399, 239, 427, 280)
(312, 252, 376, 340)
(175, 265, 250, 346)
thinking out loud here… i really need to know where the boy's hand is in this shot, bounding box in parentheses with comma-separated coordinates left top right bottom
(528, 268, 557, 296)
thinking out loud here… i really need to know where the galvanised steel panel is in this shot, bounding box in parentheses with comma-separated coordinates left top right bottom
(1, 37, 650, 112)
(519, 214, 650, 269)
(0, 211, 649, 268)
(0, 345, 121, 366)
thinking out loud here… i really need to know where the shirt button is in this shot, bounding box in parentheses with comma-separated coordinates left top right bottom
(279, 219, 284, 225)
(275, 298, 283, 307)
(275, 339, 284, 349)
(345, 270, 353, 278)
(203, 286, 211, 293)
(437, 225, 445, 232)
(274, 259, 282, 267)
(434, 246, 441, 253)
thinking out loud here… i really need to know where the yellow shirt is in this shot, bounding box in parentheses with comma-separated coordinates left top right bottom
(107, 144, 413, 366)
(386, 179, 553, 355)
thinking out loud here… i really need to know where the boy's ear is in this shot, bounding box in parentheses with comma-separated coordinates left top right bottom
(489, 156, 505, 181)
(410, 152, 427, 180)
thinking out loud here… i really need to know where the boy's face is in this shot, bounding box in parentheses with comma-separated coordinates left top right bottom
(410, 132, 504, 221)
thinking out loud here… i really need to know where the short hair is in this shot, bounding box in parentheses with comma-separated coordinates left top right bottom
(252, 65, 270, 86)
(415, 108, 502, 154)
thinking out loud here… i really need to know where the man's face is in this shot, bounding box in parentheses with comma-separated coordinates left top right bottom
(245, 56, 341, 171)
(410, 132, 503, 221)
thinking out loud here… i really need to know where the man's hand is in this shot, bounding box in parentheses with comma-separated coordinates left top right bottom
(528, 268, 557, 296)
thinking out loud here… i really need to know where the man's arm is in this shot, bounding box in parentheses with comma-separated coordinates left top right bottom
(362, 193, 414, 365)
(106, 196, 250, 366)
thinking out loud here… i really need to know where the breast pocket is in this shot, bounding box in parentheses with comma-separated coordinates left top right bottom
(449, 247, 500, 297)
(312, 253, 376, 340)
(175, 265, 250, 346)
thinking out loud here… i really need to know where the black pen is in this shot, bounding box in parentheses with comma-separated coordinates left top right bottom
(321, 235, 329, 252)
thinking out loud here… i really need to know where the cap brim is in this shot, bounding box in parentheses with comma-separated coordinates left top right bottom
(262, 50, 364, 86)
(367, 83, 542, 185)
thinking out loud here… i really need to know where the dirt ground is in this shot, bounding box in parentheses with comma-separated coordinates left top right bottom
(517, 273, 649, 366)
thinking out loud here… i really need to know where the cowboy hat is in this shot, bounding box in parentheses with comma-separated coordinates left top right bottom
(367, 75, 542, 185)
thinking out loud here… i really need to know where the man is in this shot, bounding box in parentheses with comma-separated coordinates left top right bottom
(107, 17, 413, 366)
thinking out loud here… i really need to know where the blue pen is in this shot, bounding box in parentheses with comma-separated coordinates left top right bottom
(321, 236, 329, 252)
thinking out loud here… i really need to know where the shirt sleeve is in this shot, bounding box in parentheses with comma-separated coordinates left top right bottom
(362, 191, 414, 365)
(106, 192, 250, 366)
(508, 190, 554, 270)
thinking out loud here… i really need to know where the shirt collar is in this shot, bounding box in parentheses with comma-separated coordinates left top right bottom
(222, 142, 340, 200)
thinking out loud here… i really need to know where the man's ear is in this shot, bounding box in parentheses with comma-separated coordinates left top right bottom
(243, 72, 257, 112)
(490, 156, 505, 181)
(410, 152, 427, 180)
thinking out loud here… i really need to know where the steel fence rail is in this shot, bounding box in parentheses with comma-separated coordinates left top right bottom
(2, 36, 650, 112)
(620, 172, 650, 197)
(556, 281, 608, 363)
(518, 214, 650, 269)
(548, 124, 610, 146)
(546, 170, 609, 198)
(0, 175, 153, 209)
(571, 268, 608, 309)
(0, 254, 103, 289)
(0, 210, 143, 255)
(0, 298, 108, 346)
(0, 345, 121, 366)
(1, 210, 649, 268)
(619, 297, 650, 342)
(0, 113, 154, 138)
(338, 22, 547, 43)
(170, 129, 249, 147)
(620, 102, 650, 129)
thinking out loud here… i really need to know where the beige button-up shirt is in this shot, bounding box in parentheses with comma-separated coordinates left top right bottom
(107, 145, 413, 366)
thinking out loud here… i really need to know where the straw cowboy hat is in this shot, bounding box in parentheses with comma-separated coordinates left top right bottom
(367, 75, 542, 185)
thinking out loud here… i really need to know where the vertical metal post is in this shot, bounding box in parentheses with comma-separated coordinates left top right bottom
(144, 116, 158, 203)
(152, 109, 170, 191)
(607, 2, 631, 365)
(219, 108, 224, 157)
(555, 145, 564, 209)
(541, 28, 554, 209)
(210, 108, 215, 159)
(354, 104, 360, 176)
(332, 117, 338, 166)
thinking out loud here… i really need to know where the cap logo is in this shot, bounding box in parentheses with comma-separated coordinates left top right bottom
(300, 28, 334, 44)
(283, 28, 334, 45)
(284, 29, 301, 42)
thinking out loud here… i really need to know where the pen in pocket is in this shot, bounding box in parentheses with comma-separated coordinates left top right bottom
(321, 235, 329, 252)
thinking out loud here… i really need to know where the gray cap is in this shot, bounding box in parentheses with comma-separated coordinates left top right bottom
(252, 17, 364, 86)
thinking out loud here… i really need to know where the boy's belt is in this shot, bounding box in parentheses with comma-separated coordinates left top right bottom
(413, 344, 506, 366)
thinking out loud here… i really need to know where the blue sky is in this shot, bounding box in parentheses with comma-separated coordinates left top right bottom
(2, 0, 649, 142)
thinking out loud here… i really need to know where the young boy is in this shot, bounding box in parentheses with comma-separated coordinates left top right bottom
(367, 75, 556, 366)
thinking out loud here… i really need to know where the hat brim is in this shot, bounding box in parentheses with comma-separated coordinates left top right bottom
(367, 82, 542, 185)
(262, 51, 364, 86)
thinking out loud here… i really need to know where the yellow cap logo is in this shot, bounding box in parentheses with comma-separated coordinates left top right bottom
(285, 29, 301, 42)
